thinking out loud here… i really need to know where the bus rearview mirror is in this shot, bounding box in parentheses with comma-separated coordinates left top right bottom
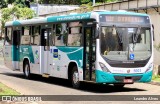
(152, 24, 155, 41)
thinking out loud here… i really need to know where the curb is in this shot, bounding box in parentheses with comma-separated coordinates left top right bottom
(148, 81, 160, 86)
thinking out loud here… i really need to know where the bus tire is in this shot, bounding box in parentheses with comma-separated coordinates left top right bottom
(113, 84, 125, 88)
(23, 61, 31, 79)
(71, 66, 80, 89)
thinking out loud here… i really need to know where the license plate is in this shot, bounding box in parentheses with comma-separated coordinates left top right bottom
(123, 79, 133, 83)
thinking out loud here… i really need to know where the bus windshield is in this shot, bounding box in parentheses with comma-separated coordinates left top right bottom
(100, 26, 151, 61)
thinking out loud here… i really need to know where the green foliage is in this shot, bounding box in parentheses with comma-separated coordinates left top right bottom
(80, 0, 118, 12)
(152, 75, 160, 82)
(0, 0, 30, 9)
(0, 82, 20, 95)
(0, 0, 7, 8)
(81, 0, 118, 4)
(105, 0, 118, 2)
(19, 7, 35, 19)
(0, 0, 119, 8)
(0, 6, 35, 34)
(81, 0, 91, 4)
(80, 2, 93, 12)
(38, 0, 81, 5)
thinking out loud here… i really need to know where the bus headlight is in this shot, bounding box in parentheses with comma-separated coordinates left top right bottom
(99, 62, 111, 73)
(145, 63, 153, 73)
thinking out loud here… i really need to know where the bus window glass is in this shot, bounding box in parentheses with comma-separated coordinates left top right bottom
(68, 22, 82, 46)
(21, 26, 31, 45)
(5, 27, 12, 45)
(101, 27, 151, 61)
(48, 29, 53, 46)
(47, 25, 55, 46)
(51, 24, 56, 45)
(31, 26, 40, 45)
(55, 23, 67, 46)
(144, 30, 151, 51)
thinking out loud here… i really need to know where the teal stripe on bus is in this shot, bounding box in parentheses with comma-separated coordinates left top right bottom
(20, 46, 34, 63)
(47, 13, 91, 22)
(13, 21, 21, 26)
(57, 47, 83, 68)
(12, 45, 20, 61)
(95, 70, 152, 83)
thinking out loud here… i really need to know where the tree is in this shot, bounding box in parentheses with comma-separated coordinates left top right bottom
(0, 0, 119, 8)
(0, 6, 35, 36)
(0, 0, 32, 9)
(38, 0, 81, 5)
(0, 0, 7, 8)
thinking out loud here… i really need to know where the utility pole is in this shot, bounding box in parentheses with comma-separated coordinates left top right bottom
(93, 0, 95, 6)
(36, 0, 39, 16)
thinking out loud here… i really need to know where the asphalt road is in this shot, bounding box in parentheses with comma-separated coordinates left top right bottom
(0, 65, 160, 104)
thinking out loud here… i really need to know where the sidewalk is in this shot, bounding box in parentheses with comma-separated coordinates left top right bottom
(149, 81, 160, 86)
(0, 58, 7, 69)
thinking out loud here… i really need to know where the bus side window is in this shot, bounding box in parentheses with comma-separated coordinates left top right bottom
(55, 23, 67, 46)
(68, 22, 82, 46)
(5, 27, 12, 45)
(52, 24, 56, 45)
(21, 26, 31, 45)
(31, 26, 40, 45)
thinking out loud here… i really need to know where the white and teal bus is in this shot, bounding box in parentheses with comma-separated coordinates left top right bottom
(4, 10, 153, 88)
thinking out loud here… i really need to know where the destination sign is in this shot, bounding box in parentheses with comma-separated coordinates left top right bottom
(100, 15, 150, 24)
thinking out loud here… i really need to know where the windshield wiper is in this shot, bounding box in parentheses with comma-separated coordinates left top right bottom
(115, 26, 123, 44)
(133, 26, 141, 44)
(132, 26, 141, 51)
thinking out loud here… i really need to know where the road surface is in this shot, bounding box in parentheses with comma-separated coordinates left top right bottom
(0, 65, 160, 104)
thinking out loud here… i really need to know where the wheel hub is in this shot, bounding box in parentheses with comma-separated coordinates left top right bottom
(73, 71, 79, 84)
(25, 65, 29, 77)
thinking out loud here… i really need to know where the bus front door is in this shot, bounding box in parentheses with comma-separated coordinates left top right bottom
(84, 26, 96, 81)
(12, 30, 20, 70)
(40, 28, 51, 77)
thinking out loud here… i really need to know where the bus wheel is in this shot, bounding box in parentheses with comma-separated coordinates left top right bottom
(71, 66, 80, 88)
(24, 61, 31, 79)
(113, 84, 125, 88)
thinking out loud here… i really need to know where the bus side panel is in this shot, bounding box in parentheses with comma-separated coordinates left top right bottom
(29, 46, 40, 74)
(4, 45, 13, 70)
(19, 45, 35, 73)
(49, 46, 70, 78)
(49, 46, 84, 81)
(12, 45, 20, 70)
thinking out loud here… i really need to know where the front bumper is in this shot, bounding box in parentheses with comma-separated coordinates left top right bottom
(96, 70, 152, 83)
